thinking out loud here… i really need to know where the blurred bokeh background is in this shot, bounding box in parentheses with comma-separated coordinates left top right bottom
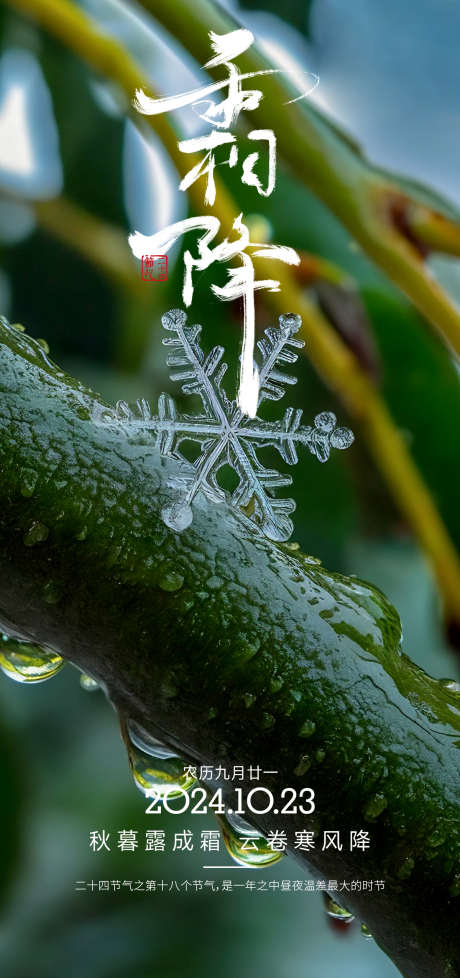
(0, 0, 459, 975)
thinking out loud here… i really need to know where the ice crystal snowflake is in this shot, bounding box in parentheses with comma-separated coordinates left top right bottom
(97, 309, 354, 541)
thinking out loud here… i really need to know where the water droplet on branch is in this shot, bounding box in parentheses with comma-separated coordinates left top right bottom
(216, 810, 284, 868)
(0, 634, 64, 683)
(125, 719, 196, 799)
(322, 892, 355, 923)
(80, 673, 100, 692)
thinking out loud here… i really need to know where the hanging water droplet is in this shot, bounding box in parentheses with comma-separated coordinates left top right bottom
(361, 923, 373, 939)
(128, 720, 178, 759)
(80, 673, 100, 692)
(322, 892, 355, 923)
(126, 720, 196, 799)
(216, 810, 283, 868)
(0, 634, 64, 683)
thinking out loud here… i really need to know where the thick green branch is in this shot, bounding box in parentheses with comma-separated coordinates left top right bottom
(0, 319, 459, 978)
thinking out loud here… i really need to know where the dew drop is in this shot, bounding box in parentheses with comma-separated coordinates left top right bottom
(284, 689, 302, 716)
(20, 467, 38, 497)
(233, 637, 260, 665)
(363, 793, 388, 821)
(80, 673, 100, 692)
(217, 811, 283, 868)
(158, 567, 185, 592)
(207, 576, 223, 590)
(42, 580, 63, 604)
(293, 753, 311, 776)
(23, 521, 49, 546)
(299, 719, 316, 738)
(126, 719, 196, 800)
(322, 892, 355, 923)
(0, 634, 64, 683)
(428, 826, 445, 847)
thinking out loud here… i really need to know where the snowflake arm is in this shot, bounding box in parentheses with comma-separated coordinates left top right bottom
(161, 308, 231, 422)
(256, 312, 305, 406)
(94, 309, 354, 541)
(229, 435, 296, 541)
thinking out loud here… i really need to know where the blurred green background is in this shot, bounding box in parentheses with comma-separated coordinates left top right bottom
(0, 0, 459, 975)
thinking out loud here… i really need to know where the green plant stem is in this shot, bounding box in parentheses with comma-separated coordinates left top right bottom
(0, 319, 459, 978)
(33, 195, 142, 294)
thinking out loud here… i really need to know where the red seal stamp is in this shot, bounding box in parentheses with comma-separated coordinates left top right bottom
(141, 255, 168, 282)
